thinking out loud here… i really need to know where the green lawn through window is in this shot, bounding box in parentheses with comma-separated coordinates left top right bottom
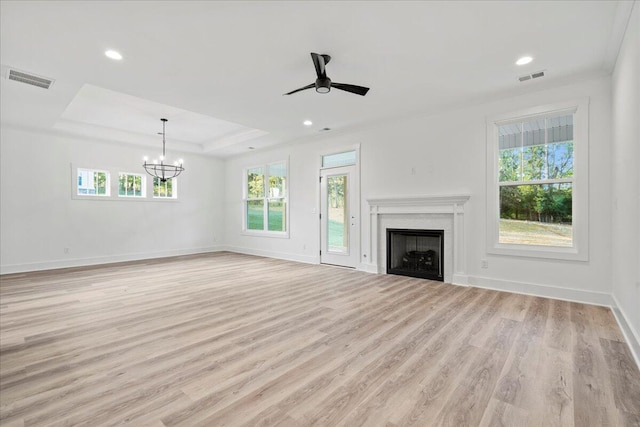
(499, 219, 572, 247)
(247, 204, 286, 232)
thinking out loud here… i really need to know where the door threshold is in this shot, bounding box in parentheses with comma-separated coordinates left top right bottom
(320, 263, 356, 269)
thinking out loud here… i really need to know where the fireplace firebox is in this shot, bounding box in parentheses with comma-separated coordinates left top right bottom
(386, 228, 444, 281)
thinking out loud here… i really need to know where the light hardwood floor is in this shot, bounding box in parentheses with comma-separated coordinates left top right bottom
(1, 252, 639, 426)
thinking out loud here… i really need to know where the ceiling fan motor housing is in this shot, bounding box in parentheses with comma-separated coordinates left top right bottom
(315, 77, 331, 93)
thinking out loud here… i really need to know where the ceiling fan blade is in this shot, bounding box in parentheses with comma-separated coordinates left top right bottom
(283, 83, 315, 95)
(331, 82, 370, 96)
(310, 52, 329, 79)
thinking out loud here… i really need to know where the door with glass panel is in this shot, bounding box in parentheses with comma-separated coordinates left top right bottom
(320, 165, 358, 268)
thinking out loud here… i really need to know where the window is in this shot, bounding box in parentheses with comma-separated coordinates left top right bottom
(118, 173, 145, 198)
(322, 150, 356, 168)
(498, 114, 574, 246)
(77, 168, 110, 196)
(244, 160, 288, 235)
(486, 99, 588, 260)
(72, 164, 181, 201)
(153, 177, 177, 199)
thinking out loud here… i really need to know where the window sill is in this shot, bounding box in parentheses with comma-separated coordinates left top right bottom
(71, 194, 179, 202)
(72, 194, 113, 201)
(242, 230, 290, 239)
(487, 242, 587, 261)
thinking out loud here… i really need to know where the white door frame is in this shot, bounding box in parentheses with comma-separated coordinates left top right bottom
(319, 146, 360, 268)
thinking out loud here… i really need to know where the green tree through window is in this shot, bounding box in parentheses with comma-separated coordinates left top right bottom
(119, 173, 145, 197)
(153, 177, 176, 198)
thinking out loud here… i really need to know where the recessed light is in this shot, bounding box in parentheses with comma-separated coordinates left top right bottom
(516, 56, 533, 66)
(105, 50, 123, 60)
(303, 120, 313, 126)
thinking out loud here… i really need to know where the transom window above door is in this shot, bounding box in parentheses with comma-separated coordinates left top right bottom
(322, 150, 356, 168)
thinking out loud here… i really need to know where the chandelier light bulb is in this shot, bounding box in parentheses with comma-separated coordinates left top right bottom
(143, 156, 148, 162)
(178, 159, 184, 165)
(159, 155, 165, 162)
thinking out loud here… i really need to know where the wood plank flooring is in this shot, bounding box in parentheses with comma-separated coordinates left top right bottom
(1, 252, 639, 426)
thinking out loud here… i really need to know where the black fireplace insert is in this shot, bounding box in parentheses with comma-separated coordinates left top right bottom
(386, 228, 444, 281)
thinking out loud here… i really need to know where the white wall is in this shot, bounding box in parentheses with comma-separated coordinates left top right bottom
(0, 126, 225, 273)
(611, 3, 640, 355)
(225, 76, 613, 304)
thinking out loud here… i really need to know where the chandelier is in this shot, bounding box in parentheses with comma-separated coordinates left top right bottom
(143, 118, 184, 182)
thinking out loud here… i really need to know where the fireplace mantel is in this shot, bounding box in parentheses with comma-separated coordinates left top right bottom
(367, 195, 470, 210)
(365, 195, 470, 284)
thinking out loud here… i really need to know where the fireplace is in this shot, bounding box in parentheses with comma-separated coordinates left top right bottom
(366, 195, 469, 284)
(386, 228, 444, 281)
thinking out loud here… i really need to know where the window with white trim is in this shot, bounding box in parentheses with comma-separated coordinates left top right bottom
(486, 99, 589, 260)
(118, 172, 146, 198)
(77, 168, 110, 196)
(71, 164, 181, 201)
(244, 160, 288, 235)
(322, 150, 357, 168)
(153, 177, 177, 199)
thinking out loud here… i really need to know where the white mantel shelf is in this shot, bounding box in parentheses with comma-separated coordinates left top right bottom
(363, 194, 470, 285)
(367, 194, 470, 209)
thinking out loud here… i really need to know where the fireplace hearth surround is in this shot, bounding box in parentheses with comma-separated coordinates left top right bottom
(387, 228, 444, 281)
(365, 195, 470, 284)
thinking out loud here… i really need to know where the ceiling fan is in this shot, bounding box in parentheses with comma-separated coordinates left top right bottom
(284, 52, 370, 96)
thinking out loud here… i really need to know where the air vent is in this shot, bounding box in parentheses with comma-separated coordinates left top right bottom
(518, 70, 545, 82)
(7, 68, 54, 89)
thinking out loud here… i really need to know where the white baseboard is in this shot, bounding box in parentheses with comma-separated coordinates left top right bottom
(357, 263, 378, 273)
(0, 246, 224, 275)
(452, 273, 469, 286)
(467, 275, 614, 307)
(611, 293, 640, 370)
(222, 245, 319, 265)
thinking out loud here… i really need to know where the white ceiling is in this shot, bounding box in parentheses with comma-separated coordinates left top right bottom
(0, 1, 632, 157)
(54, 84, 268, 154)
